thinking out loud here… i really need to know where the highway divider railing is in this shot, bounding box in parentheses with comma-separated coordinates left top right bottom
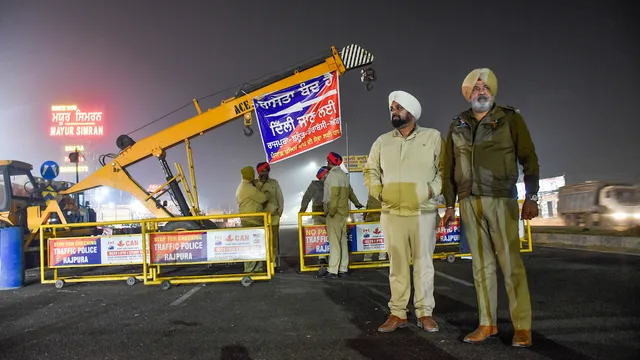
(39, 212, 274, 289)
(298, 204, 532, 273)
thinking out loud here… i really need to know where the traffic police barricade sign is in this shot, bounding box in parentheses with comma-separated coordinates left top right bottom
(298, 203, 532, 273)
(39, 212, 275, 289)
(298, 209, 391, 273)
(39, 218, 152, 289)
(433, 200, 533, 263)
(141, 212, 274, 289)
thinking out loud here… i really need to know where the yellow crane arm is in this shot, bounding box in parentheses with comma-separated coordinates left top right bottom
(60, 44, 375, 217)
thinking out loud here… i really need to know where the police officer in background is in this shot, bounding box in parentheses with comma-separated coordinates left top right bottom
(301, 165, 363, 265)
(255, 162, 284, 270)
(442, 68, 538, 347)
(300, 167, 330, 264)
(319, 153, 363, 279)
(236, 166, 269, 273)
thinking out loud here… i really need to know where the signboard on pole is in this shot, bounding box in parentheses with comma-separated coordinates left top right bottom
(344, 155, 368, 172)
(253, 71, 342, 164)
(40, 161, 60, 181)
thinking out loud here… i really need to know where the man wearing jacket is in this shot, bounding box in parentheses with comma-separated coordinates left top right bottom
(442, 68, 539, 348)
(302, 167, 363, 265)
(300, 171, 328, 264)
(319, 153, 361, 279)
(255, 162, 284, 270)
(364, 90, 443, 333)
(236, 166, 269, 273)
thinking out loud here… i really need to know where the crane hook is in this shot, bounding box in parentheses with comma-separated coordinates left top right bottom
(243, 126, 254, 137)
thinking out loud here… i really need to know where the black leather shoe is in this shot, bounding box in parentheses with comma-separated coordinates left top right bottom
(318, 272, 339, 280)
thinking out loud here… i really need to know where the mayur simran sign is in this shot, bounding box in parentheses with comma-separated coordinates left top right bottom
(50, 105, 104, 137)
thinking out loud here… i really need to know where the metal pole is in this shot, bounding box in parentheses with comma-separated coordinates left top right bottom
(344, 119, 351, 209)
(74, 148, 81, 204)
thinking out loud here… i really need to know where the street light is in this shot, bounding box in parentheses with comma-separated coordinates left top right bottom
(308, 161, 317, 169)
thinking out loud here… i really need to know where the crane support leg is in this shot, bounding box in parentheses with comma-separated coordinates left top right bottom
(158, 156, 191, 217)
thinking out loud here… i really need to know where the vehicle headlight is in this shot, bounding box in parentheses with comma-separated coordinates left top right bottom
(634, 213, 640, 220)
(611, 212, 628, 220)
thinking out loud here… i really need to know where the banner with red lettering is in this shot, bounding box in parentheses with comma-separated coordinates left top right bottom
(303, 225, 329, 255)
(253, 71, 341, 164)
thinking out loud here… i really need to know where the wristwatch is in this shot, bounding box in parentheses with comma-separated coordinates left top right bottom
(526, 194, 538, 202)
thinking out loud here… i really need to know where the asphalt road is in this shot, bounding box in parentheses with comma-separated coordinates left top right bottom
(1, 226, 639, 360)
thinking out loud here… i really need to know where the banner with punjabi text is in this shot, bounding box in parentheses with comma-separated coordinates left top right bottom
(253, 70, 342, 163)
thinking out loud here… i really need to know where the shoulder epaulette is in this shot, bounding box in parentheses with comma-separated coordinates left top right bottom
(502, 105, 520, 114)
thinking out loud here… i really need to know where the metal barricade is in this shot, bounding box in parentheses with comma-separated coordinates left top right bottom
(298, 209, 388, 273)
(39, 218, 152, 289)
(39, 212, 275, 289)
(298, 203, 533, 273)
(141, 212, 274, 290)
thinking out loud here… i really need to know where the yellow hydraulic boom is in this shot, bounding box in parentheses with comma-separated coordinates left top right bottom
(61, 44, 375, 229)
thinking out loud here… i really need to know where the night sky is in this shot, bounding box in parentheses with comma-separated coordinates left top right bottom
(1, 0, 638, 217)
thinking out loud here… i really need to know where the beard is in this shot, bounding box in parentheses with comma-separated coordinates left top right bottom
(471, 94, 493, 113)
(391, 115, 411, 129)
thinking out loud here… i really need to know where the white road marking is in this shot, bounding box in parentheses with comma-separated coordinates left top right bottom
(170, 285, 204, 306)
(435, 271, 474, 287)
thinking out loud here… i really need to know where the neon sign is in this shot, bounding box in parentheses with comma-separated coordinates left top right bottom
(64, 155, 85, 163)
(64, 145, 85, 152)
(50, 104, 104, 137)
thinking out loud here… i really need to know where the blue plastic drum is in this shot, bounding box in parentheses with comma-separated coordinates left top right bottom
(0, 227, 25, 290)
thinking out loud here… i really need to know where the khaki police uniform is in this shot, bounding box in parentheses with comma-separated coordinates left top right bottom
(236, 177, 268, 273)
(257, 178, 284, 266)
(364, 125, 443, 320)
(323, 166, 351, 275)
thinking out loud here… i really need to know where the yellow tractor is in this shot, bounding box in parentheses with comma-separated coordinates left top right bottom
(0, 160, 97, 266)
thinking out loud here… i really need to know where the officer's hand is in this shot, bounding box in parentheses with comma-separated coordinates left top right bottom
(443, 208, 455, 226)
(521, 200, 539, 220)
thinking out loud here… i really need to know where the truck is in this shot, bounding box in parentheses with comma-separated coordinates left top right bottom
(557, 181, 640, 228)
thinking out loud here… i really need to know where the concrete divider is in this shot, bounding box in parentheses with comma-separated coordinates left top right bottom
(533, 232, 640, 253)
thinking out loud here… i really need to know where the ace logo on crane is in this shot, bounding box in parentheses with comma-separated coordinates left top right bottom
(234, 100, 253, 115)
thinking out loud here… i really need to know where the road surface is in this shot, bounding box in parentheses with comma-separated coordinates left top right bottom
(1, 226, 638, 360)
